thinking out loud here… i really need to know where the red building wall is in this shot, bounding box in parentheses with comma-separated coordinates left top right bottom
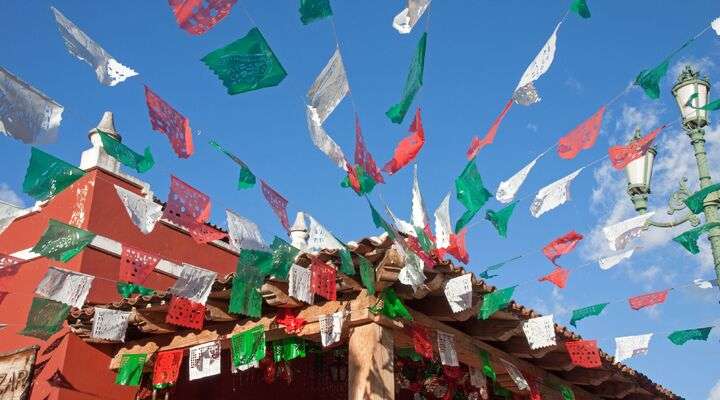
(0, 168, 239, 400)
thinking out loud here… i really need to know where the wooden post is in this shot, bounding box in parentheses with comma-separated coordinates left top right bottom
(348, 322, 395, 400)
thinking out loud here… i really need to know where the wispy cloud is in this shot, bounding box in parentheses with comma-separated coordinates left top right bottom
(709, 378, 720, 400)
(564, 76, 583, 93)
(531, 287, 572, 318)
(526, 123, 538, 132)
(0, 183, 23, 207)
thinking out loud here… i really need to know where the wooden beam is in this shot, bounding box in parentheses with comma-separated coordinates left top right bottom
(348, 323, 395, 400)
(530, 352, 576, 372)
(460, 319, 523, 341)
(374, 247, 403, 293)
(591, 381, 647, 399)
(500, 336, 559, 359)
(559, 368, 613, 386)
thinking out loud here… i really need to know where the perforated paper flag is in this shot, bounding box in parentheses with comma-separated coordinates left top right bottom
(166, 296, 205, 330)
(543, 231, 583, 265)
(51, 7, 138, 86)
(0, 254, 23, 280)
(311, 259, 337, 301)
(307, 214, 345, 253)
(208, 140, 256, 189)
(436, 331, 458, 366)
(0, 201, 24, 236)
(169, 264, 216, 305)
(455, 158, 492, 232)
(168, 0, 237, 35)
(384, 109, 426, 174)
(530, 168, 583, 218)
(153, 349, 184, 386)
(354, 116, 385, 184)
(713, 18, 720, 35)
(500, 359, 528, 391)
(230, 325, 265, 370)
(163, 175, 210, 228)
(305, 105, 347, 169)
(114, 185, 163, 235)
(386, 33, 427, 124)
(668, 327, 712, 345)
(685, 183, 720, 214)
(261, 180, 291, 232)
(673, 222, 720, 254)
(319, 311, 344, 347)
(144, 86, 193, 158)
(226, 210, 265, 251)
(467, 100, 513, 160)
(273, 337, 307, 362)
(229, 272, 262, 318)
(0, 66, 63, 144)
(372, 288, 412, 320)
(409, 324, 433, 359)
(392, 0, 430, 34)
(693, 278, 717, 289)
(91, 308, 131, 342)
(116, 353, 146, 386)
(514, 23, 561, 105)
(447, 229, 469, 265)
(628, 289, 669, 310)
(485, 201, 517, 238)
(188, 342, 221, 381)
(598, 249, 635, 270)
(399, 250, 426, 292)
(201, 28, 287, 95)
(119, 245, 160, 284)
(522, 315, 556, 350)
(434, 193, 452, 249)
(0, 346, 38, 400)
(98, 131, 153, 173)
(307, 49, 348, 125)
(20, 297, 70, 340)
(231, 256, 264, 316)
(299, 0, 333, 24)
(479, 286, 515, 320)
(539, 267, 570, 288)
(289, 264, 313, 304)
(569, 303, 608, 327)
(614, 333, 652, 363)
(557, 106, 605, 159)
(609, 126, 662, 170)
(444, 274, 472, 313)
(635, 59, 670, 100)
(23, 148, 85, 201)
(35, 266, 94, 308)
(565, 340, 601, 368)
(603, 212, 654, 251)
(570, 0, 591, 18)
(496, 154, 542, 204)
(358, 255, 375, 295)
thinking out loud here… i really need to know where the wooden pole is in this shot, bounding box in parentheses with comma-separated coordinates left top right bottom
(348, 322, 395, 400)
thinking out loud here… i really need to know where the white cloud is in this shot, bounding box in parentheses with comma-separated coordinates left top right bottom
(531, 287, 571, 318)
(0, 183, 23, 207)
(584, 100, 720, 281)
(708, 378, 720, 400)
(526, 123, 538, 132)
(670, 56, 716, 83)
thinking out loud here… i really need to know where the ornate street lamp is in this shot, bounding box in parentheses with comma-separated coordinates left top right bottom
(624, 65, 720, 287)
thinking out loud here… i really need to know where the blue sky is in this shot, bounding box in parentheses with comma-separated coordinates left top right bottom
(2, 1, 720, 398)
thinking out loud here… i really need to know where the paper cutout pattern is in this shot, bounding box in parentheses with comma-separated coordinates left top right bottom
(144, 86, 193, 158)
(165, 296, 205, 330)
(0, 66, 63, 144)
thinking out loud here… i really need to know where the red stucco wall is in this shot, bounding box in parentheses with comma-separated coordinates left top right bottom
(0, 168, 239, 400)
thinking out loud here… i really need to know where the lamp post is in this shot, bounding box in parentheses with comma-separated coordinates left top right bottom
(624, 65, 720, 287)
